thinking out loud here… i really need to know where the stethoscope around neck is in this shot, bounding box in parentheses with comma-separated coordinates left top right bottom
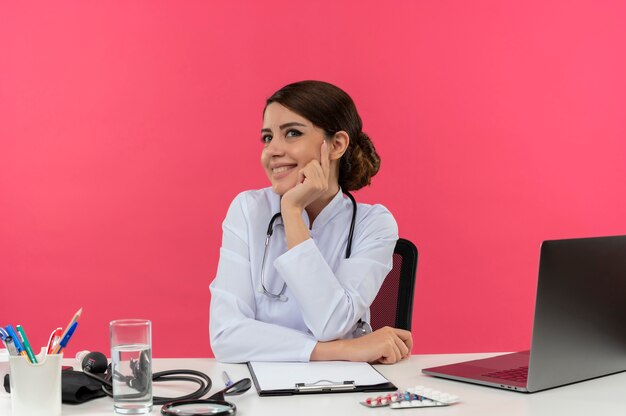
(259, 191, 357, 302)
(258, 191, 372, 337)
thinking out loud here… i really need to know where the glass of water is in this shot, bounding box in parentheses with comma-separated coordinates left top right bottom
(110, 319, 153, 414)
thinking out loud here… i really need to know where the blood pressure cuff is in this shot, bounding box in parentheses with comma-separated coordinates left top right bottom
(61, 370, 107, 404)
(4, 370, 106, 404)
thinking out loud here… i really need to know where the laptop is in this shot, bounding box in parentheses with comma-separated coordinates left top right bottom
(422, 235, 626, 393)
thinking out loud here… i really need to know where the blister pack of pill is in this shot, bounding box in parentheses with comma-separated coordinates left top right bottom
(360, 385, 460, 409)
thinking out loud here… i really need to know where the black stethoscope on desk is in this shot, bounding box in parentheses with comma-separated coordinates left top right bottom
(258, 191, 372, 338)
(160, 378, 252, 416)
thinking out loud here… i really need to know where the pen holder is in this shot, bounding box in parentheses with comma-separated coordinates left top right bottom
(9, 348, 62, 416)
(0, 349, 9, 395)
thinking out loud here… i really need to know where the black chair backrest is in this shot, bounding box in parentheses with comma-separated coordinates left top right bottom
(369, 238, 418, 331)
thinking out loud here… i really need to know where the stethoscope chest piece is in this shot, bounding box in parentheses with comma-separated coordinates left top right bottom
(161, 377, 251, 416)
(161, 399, 235, 416)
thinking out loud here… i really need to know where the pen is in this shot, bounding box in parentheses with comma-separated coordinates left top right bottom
(16, 325, 38, 364)
(46, 327, 63, 355)
(5, 336, 20, 356)
(222, 370, 233, 387)
(5, 325, 28, 360)
(53, 321, 78, 355)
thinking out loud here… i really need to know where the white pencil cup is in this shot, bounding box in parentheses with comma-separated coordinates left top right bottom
(0, 349, 9, 396)
(9, 348, 62, 416)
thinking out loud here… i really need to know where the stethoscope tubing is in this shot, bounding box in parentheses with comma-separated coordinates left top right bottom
(84, 368, 213, 405)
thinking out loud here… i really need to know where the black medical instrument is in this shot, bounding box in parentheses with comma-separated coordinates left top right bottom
(259, 190, 358, 301)
(160, 378, 252, 416)
(80, 351, 214, 405)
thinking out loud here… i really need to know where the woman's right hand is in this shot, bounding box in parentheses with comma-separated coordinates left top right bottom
(280, 140, 331, 214)
(311, 326, 413, 364)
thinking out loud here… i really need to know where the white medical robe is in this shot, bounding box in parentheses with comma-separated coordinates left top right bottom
(209, 187, 398, 363)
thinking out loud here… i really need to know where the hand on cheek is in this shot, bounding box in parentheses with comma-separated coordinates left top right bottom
(281, 141, 331, 212)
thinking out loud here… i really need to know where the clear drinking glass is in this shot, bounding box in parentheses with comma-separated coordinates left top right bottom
(110, 319, 153, 414)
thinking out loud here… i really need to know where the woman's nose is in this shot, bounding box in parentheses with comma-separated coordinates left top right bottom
(264, 136, 285, 155)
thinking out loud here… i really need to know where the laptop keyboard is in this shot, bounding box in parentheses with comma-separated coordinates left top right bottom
(483, 366, 528, 383)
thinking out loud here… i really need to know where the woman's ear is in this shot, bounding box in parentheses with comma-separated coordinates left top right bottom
(329, 131, 350, 161)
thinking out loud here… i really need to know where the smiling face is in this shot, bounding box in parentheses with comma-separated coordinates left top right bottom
(261, 103, 329, 196)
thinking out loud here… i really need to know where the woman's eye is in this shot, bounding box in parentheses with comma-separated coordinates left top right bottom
(285, 129, 302, 138)
(261, 134, 272, 144)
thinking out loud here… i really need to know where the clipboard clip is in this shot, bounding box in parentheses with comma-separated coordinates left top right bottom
(295, 379, 356, 392)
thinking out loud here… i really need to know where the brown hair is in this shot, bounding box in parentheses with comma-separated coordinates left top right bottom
(265, 80, 380, 191)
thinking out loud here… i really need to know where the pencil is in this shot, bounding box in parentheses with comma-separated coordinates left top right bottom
(59, 307, 83, 341)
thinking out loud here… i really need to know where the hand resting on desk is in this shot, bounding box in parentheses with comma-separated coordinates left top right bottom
(310, 326, 413, 364)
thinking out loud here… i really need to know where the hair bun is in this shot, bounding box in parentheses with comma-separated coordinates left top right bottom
(340, 131, 380, 191)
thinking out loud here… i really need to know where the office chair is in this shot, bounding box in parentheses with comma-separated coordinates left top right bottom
(369, 238, 418, 331)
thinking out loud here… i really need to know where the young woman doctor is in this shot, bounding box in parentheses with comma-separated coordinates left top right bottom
(209, 81, 412, 364)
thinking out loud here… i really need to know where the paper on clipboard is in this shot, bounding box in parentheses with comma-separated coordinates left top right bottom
(248, 361, 390, 391)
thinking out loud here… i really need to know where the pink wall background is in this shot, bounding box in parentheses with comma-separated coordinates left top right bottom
(1, 1, 625, 358)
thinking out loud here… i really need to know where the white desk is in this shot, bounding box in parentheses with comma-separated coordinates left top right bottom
(2, 353, 625, 415)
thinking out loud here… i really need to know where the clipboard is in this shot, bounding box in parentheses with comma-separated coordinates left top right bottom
(247, 361, 396, 396)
